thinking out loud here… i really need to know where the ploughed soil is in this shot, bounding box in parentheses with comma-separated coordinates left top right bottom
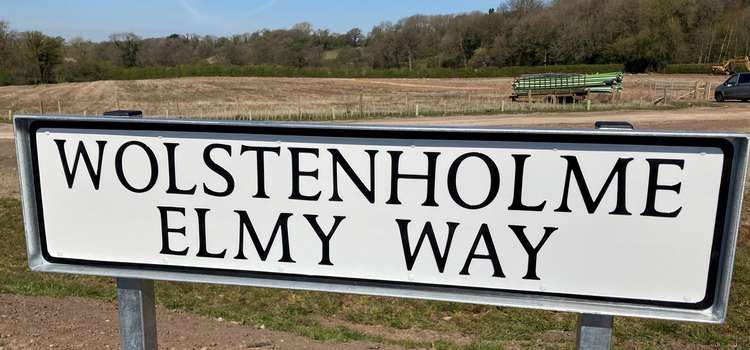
(0, 74, 729, 118)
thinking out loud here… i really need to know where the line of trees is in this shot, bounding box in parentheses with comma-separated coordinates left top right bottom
(1, 0, 749, 85)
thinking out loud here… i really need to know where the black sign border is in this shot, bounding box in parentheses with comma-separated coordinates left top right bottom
(27, 119, 736, 311)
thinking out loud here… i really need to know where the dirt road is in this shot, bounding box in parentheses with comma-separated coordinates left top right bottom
(362, 104, 750, 131)
(0, 124, 12, 140)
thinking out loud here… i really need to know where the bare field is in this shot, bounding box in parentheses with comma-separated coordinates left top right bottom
(0, 74, 730, 119)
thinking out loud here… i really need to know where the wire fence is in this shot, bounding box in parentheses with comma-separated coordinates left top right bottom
(622, 78, 717, 104)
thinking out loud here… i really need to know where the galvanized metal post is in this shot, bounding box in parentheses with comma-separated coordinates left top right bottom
(117, 278, 157, 350)
(576, 314, 613, 350)
(574, 120, 633, 350)
(108, 111, 154, 350)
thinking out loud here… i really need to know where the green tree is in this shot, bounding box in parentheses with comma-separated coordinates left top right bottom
(343, 28, 364, 47)
(468, 46, 492, 68)
(0, 21, 8, 61)
(109, 32, 140, 67)
(613, 0, 698, 72)
(0, 21, 10, 84)
(59, 37, 107, 82)
(24, 31, 63, 83)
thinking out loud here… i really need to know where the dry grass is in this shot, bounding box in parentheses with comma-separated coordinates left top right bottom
(0, 74, 730, 121)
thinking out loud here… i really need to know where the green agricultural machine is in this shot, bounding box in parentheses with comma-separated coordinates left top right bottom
(511, 72, 624, 103)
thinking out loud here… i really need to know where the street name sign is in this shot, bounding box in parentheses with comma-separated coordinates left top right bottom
(14, 115, 749, 323)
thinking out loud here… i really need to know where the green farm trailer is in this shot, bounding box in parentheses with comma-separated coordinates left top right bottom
(511, 72, 623, 103)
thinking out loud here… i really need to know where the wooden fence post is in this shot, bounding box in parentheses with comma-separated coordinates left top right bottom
(694, 81, 700, 100)
(296, 97, 302, 119)
(359, 93, 364, 118)
(415, 104, 420, 117)
(8, 109, 12, 121)
(404, 93, 409, 116)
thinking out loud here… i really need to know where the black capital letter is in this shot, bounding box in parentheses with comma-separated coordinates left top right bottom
(508, 154, 546, 211)
(240, 146, 281, 198)
(158, 206, 189, 256)
(459, 224, 505, 277)
(195, 208, 227, 259)
(115, 141, 159, 193)
(509, 225, 559, 280)
(55, 139, 107, 190)
(304, 215, 346, 266)
(447, 152, 500, 209)
(203, 143, 235, 197)
(396, 219, 458, 273)
(329, 149, 378, 203)
(555, 156, 633, 215)
(289, 148, 321, 201)
(387, 151, 439, 206)
(234, 211, 295, 263)
(641, 159, 685, 218)
(165, 143, 197, 195)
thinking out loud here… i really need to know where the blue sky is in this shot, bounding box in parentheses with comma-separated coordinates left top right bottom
(1, 0, 501, 41)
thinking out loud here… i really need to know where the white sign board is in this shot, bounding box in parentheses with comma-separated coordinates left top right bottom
(14, 116, 749, 323)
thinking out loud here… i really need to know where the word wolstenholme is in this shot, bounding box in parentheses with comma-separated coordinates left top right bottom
(52, 137, 685, 283)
